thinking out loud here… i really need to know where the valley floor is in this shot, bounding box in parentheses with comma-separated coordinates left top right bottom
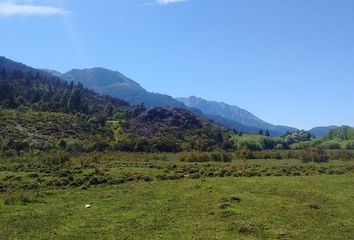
(0, 153, 353, 239)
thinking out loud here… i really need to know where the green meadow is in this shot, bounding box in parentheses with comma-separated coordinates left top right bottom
(1, 153, 353, 239)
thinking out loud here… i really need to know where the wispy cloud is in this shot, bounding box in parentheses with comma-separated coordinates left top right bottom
(0, 1, 68, 16)
(156, 0, 186, 5)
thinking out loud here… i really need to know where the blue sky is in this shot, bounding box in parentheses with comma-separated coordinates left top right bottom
(0, 0, 353, 129)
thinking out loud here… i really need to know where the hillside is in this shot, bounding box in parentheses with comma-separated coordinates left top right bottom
(0, 109, 115, 144)
(206, 114, 260, 134)
(177, 96, 297, 135)
(59, 68, 296, 134)
(0, 57, 231, 152)
(327, 126, 354, 140)
(309, 126, 338, 137)
(0, 57, 131, 116)
(61, 68, 186, 108)
(123, 107, 230, 152)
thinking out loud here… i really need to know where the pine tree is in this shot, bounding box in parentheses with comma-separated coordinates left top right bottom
(265, 129, 270, 137)
(0, 67, 6, 78)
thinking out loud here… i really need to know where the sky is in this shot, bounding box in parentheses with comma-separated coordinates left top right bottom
(0, 0, 353, 129)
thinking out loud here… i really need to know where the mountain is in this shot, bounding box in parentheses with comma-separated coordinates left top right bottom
(61, 68, 185, 108)
(60, 68, 294, 134)
(308, 126, 338, 137)
(0, 57, 130, 116)
(0, 56, 230, 152)
(206, 114, 260, 134)
(42, 69, 62, 77)
(177, 96, 297, 135)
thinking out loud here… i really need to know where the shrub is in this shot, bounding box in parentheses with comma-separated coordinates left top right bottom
(210, 151, 232, 162)
(238, 139, 262, 151)
(58, 139, 67, 150)
(180, 151, 209, 162)
(320, 140, 342, 149)
(260, 137, 275, 150)
(48, 153, 71, 166)
(66, 142, 86, 153)
(180, 151, 232, 162)
(328, 150, 353, 160)
(342, 140, 354, 150)
(301, 148, 329, 163)
(290, 141, 311, 150)
(2, 139, 29, 156)
(235, 149, 254, 160)
(273, 137, 289, 150)
(112, 140, 135, 152)
(151, 139, 181, 152)
(309, 139, 324, 148)
(92, 141, 109, 152)
(275, 143, 285, 150)
(30, 140, 52, 152)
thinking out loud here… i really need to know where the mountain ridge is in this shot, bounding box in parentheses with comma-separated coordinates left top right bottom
(0, 56, 230, 152)
(61, 68, 186, 109)
(58, 67, 297, 134)
(308, 126, 339, 137)
(177, 96, 297, 135)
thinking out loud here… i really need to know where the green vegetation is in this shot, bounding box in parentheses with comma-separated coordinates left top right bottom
(0, 152, 353, 239)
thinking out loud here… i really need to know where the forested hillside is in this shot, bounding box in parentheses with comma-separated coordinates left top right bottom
(0, 57, 230, 154)
(0, 57, 131, 116)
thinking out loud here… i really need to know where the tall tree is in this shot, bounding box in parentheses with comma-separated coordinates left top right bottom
(265, 129, 270, 137)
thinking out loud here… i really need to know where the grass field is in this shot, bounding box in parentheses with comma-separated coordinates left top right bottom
(1, 153, 354, 239)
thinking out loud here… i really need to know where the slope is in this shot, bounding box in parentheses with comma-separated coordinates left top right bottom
(61, 68, 185, 108)
(177, 96, 297, 135)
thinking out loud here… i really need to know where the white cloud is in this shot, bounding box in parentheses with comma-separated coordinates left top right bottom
(156, 0, 186, 5)
(0, 1, 68, 16)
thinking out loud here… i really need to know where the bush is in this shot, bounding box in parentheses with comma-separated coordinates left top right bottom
(328, 150, 353, 160)
(151, 139, 181, 152)
(58, 139, 67, 150)
(290, 141, 311, 150)
(320, 140, 342, 149)
(300, 148, 329, 163)
(238, 139, 262, 151)
(235, 149, 254, 160)
(179, 151, 232, 162)
(30, 140, 53, 152)
(112, 140, 135, 152)
(2, 139, 29, 156)
(342, 140, 354, 150)
(48, 153, 71, 166)
(66, 142, 86, 153)
(92, 141, 109, 152)
(180, 151, 210, 162)
(210, 151, 232, 162)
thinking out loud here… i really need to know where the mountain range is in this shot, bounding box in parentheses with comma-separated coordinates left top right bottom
(0, 56, 229, 152)
(55, 67, 296, 135)
(0, 56, 343, 138)
(177, 96, 298, 135)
